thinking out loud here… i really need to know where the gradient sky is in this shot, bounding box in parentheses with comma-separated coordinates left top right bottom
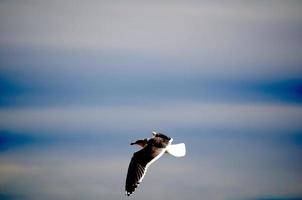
(0, 1, 302, 200)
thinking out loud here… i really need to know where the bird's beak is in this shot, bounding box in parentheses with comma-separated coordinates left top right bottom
(152, 131, 157, 136)
(130, 142, 136, 145)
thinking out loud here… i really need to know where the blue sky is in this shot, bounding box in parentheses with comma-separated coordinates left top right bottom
(0, 1, 302, 200)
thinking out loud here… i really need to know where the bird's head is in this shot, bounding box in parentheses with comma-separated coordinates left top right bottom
(152, 131, 171, 140)
(130, 139, 148, 148)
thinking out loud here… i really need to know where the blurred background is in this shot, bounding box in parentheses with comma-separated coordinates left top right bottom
(1, 1, 302, 200)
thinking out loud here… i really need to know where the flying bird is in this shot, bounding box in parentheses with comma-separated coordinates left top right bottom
(125, 131, 186, 196)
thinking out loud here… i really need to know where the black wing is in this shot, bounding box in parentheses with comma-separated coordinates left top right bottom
(125, 154, 147, 196)
(125, 139, 166, 196)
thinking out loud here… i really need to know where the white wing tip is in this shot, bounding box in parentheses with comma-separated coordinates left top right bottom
(126, 191, 132, 196)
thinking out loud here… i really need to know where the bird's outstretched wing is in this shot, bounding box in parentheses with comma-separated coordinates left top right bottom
(125, 154, 147, 196)
(125, 146, 166, 196)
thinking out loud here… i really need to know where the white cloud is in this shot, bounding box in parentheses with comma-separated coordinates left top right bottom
(1, 1, 302, 78)
(0, 103, 301, 134)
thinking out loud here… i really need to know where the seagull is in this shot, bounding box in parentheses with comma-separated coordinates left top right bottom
(125, 131, 186, 196)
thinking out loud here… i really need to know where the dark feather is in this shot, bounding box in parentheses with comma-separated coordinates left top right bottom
(125, 134, 171, 196)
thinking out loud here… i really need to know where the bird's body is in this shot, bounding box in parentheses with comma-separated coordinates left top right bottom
(125, 131, 186, 196)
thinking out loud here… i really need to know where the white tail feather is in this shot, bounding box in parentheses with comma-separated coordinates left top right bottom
(166, 143, 186, 157)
